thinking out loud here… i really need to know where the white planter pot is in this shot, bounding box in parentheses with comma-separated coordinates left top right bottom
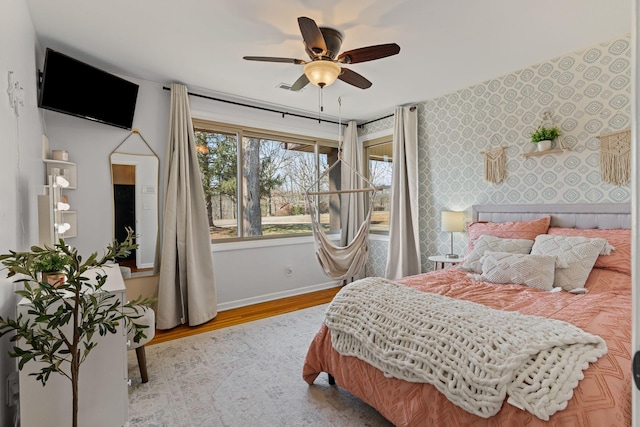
(537, 140, 553, 151)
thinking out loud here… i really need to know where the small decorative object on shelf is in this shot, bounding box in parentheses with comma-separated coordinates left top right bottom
(523, 111, 570, 157)
(51, 149, 69, 161)
(530, 111, 560, 152)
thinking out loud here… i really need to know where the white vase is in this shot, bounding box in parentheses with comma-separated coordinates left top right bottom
(537, 140, 552, 151)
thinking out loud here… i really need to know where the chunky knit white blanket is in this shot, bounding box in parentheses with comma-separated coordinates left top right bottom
(325, 277, 607, 420)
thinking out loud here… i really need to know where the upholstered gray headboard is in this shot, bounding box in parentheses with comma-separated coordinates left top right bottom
(472, 203, 631, 229)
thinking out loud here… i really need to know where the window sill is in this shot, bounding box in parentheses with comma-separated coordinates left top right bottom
(211, 234, 334, 252)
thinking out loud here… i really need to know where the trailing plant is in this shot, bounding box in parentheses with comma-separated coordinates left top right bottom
(0, 228, 153, 427)
(530, 125, 560, 143)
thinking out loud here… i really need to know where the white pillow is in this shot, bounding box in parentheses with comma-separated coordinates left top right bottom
(457, 235, 535, 274)
(530, 234, 610, 292)
(470, 251, 559, 291)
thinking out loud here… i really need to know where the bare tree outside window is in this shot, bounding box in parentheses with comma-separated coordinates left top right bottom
(367, 141, 393, 233)
(194, 124, 335, 240)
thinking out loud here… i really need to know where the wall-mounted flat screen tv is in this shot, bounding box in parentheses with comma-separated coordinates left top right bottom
(39, 48, 139, 130)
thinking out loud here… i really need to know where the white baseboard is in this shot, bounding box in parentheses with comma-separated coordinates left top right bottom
(216, 280, 341, 312)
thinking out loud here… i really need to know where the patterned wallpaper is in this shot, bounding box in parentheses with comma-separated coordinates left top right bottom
(365, 35, 631, 276)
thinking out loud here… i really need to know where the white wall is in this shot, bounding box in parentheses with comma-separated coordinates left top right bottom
(0, 1, 47, 424)
(41, 79, 341, 310)
(42, 79, 169, 256)
(212, 237, 337, 311)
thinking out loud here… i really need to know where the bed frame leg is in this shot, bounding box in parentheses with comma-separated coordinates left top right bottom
(327, 373, 335, 385)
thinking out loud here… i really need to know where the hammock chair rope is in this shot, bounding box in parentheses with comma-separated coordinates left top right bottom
(304, 97, 377, 281)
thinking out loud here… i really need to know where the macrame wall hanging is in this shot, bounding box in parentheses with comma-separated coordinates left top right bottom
(480, 146, 508, 184)
(597, 128, 630, 186)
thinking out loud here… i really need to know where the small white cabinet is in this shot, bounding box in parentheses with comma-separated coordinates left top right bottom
(17, 265, 129, 427)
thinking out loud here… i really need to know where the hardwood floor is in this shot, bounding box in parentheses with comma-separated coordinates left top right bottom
(149, 286, 341, 345)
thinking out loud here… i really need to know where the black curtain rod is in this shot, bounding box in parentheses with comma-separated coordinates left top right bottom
(359, 114, 393, 127)
(162, 86, 347, 126)
(358, 105, 416, 127)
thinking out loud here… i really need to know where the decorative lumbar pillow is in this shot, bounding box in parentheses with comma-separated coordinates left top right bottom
(466, 216, 551, 252)
(457, 235, 534, 274)
(530, 234, 612, 292)
(469, 251, 560, 291)
(548, 227, 629, 276)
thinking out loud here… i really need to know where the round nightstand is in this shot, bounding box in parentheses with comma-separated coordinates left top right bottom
(428, 255, 462, 270)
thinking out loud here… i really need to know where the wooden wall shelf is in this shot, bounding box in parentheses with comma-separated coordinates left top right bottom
(522, 148, 570, 158)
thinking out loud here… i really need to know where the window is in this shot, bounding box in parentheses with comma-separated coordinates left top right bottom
(364, 136, 393, 234)
(193, 119, 339, 241)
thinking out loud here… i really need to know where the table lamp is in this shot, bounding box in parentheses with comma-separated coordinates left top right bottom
(441, 211, 465, 259)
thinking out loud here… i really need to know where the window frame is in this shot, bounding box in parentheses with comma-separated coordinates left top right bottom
(192, 118, 338, 242)
(363, 134, 394, 235)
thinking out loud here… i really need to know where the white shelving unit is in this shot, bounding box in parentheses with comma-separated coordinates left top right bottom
(43, 158, 77, 189)
(38, 136, 78, 245)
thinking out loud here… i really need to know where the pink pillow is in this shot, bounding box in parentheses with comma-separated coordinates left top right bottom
(547, 227, 630, 276)
(466, 216, 550, 252)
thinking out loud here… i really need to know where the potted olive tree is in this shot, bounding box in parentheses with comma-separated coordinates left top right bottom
(530, 125, 560, 152)
(0, 229, 153, 427)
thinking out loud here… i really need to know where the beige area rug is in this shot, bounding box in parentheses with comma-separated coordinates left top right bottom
(127, 304, 393, 426)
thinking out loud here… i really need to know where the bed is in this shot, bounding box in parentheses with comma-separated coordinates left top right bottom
(302, 203, 632, 426)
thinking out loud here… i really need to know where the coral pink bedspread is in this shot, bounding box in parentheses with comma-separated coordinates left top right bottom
(303, 267, 631, 426)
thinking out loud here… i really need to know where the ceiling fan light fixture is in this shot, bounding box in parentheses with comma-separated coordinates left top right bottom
(304, 61, 341, 88)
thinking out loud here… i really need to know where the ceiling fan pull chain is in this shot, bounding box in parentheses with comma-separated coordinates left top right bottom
(338, 96, 343, 154)
(317, 86, 324, 123)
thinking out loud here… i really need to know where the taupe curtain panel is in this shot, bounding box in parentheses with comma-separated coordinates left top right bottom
(338, 121, 369, 281)
(385, 106, 421, 279)
(156, 83, 217, 329)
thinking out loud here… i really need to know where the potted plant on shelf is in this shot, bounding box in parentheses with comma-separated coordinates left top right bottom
(530, 125, 560, 152)
(0, 228, 153, 427)
(32, 249, 71, 287)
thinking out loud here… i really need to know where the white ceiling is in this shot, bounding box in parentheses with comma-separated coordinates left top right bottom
(25, 0, 632, 123)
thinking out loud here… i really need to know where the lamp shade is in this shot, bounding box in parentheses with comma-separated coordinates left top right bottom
(304, 61, 341, 88)
(441, 211, 465, 232)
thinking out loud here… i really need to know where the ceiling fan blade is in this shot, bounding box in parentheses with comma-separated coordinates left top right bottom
(337, 43, 400, 64)
(338, 68, 372, 89)
(290, 74, 310, 91)
(298, 17, 327, 56)
(243, 56, 305, 64)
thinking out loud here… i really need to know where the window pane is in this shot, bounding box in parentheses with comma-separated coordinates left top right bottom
(368, 142, 393, 233)
(194, 120, 339, 241)
(241, 138, 335, 237)
(312, 146, 335, 233)
(195, 130, 239, 240)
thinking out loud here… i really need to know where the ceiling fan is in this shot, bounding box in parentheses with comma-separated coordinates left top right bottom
(243, 16, 400, 91)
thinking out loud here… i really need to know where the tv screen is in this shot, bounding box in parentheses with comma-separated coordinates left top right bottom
(39, 48, 139, 130)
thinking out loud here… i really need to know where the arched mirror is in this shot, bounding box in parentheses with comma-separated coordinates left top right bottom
(110, 130, 159, 276)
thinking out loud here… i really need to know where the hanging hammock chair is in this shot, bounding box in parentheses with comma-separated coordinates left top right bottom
(304, 111, 377, 282)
